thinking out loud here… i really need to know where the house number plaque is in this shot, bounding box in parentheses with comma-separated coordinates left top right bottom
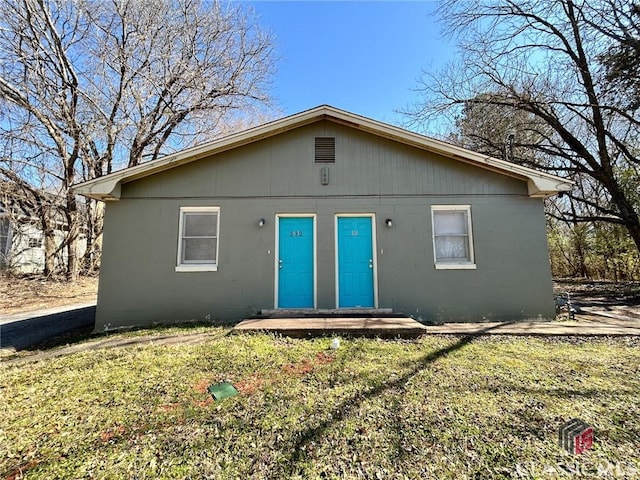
(289, 230, 304, 237)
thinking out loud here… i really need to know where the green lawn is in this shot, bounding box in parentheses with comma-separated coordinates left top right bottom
(1, 329, 639, 479)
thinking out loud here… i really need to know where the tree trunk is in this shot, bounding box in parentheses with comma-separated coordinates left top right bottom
(81, 199, 103, 273)
(66, 233, 78, 281)
(604, 175, 640, 256)
(81, 198, 94, 273)
(65, 192, 80, 282)
(627, 222, 640, 258)
(43, 225, 56, 276)
(572, 229, 589, 278)
(568, 201, 589, 278)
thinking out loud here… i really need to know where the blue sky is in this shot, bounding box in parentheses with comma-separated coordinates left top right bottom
(241, 1, 455, 126)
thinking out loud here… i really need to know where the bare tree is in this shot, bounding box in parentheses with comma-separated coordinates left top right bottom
(0, 0, 276, 279)
(450, 92, 553, 168)
(405, 0, 640, 255)
(599, 3, 640, 110)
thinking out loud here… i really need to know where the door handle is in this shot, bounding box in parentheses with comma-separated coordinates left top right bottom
(279, 259, 283, 269)
(369, 259, 373, 269)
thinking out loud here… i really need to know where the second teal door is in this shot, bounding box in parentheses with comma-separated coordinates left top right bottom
(337, 216, 375, 308)
(278, 217, 314, 308)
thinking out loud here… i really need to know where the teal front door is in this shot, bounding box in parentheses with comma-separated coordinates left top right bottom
(278, 217, 314, 308)
(337, 216, 375, 308)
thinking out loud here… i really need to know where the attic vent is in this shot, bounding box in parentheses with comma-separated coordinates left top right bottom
(315, 137, 335, 163)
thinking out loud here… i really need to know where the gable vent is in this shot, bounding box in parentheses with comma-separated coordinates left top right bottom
(315, 137, 335, 163)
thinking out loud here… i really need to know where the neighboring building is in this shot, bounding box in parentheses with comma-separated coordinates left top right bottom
(0, 187, 86, 274)
(0, 193, 48, 274)
(0, 203, 13, 270)
(0, 214, 45, 273)
(74, 106, 572, 330)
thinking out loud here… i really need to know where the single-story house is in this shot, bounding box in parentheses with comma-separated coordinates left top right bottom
(0, 187, 86, 274)
(74, 105, 572, 331)
(0, 207, 47, 273)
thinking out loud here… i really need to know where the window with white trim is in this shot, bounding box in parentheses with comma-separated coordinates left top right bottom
(431, 205, 476, 269)
(176, 207, 219, 272)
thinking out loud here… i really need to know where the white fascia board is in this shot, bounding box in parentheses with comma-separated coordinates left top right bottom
(73, 105, 573, 201)
(73, 177, 122, 201)
(526, 177, 573, 198)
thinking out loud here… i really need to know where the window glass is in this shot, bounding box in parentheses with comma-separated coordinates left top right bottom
(28, 237, 43, 249)
(178, 208, 219, 269)
(184, 213, 217, 237)
(432, 207, 475, 267)
(433, 211, 467, 235)
(434, 235, 469, 261)
(182, 237, 217, 263)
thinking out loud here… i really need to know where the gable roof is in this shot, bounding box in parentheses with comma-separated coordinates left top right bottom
(73, 105, 572, 201)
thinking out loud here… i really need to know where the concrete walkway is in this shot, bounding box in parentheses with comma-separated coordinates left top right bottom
(426, 316, 640, 336)
(234, 315, 640, 337)
(234, 308, 640, 338)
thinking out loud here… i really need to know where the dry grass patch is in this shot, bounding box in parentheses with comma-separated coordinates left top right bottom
(0, 275, 98, 315)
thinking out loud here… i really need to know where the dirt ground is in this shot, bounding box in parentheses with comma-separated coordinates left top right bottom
(0, 275, 98, 315)
(554, 279, 640, 320)
(554, 279, 640, 304)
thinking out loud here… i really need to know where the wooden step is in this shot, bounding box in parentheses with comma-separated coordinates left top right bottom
(234, 316, 427, 339)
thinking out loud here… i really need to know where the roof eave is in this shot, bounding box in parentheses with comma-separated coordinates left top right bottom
(73, 105, 573, 200)
(74, 178, 121, 201)
(527, 178, 573, 198)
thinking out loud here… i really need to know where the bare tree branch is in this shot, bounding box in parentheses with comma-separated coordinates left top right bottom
(404, 0, 640, 255)
(0, 0, 277, 278)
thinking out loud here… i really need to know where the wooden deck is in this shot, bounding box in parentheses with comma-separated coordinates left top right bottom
(233, 312, 428, 338)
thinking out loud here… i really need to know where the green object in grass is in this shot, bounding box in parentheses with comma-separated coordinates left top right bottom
(207, 382, 238, 400)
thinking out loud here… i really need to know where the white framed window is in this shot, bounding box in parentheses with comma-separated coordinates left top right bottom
(176, 207, 220, 272)
(28, 237, 43, 249)
(431, 205, 476, 270)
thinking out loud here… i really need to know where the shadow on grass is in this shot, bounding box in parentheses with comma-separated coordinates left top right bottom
(276, 323, 509, 476)
(28, 321, 215, 348)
